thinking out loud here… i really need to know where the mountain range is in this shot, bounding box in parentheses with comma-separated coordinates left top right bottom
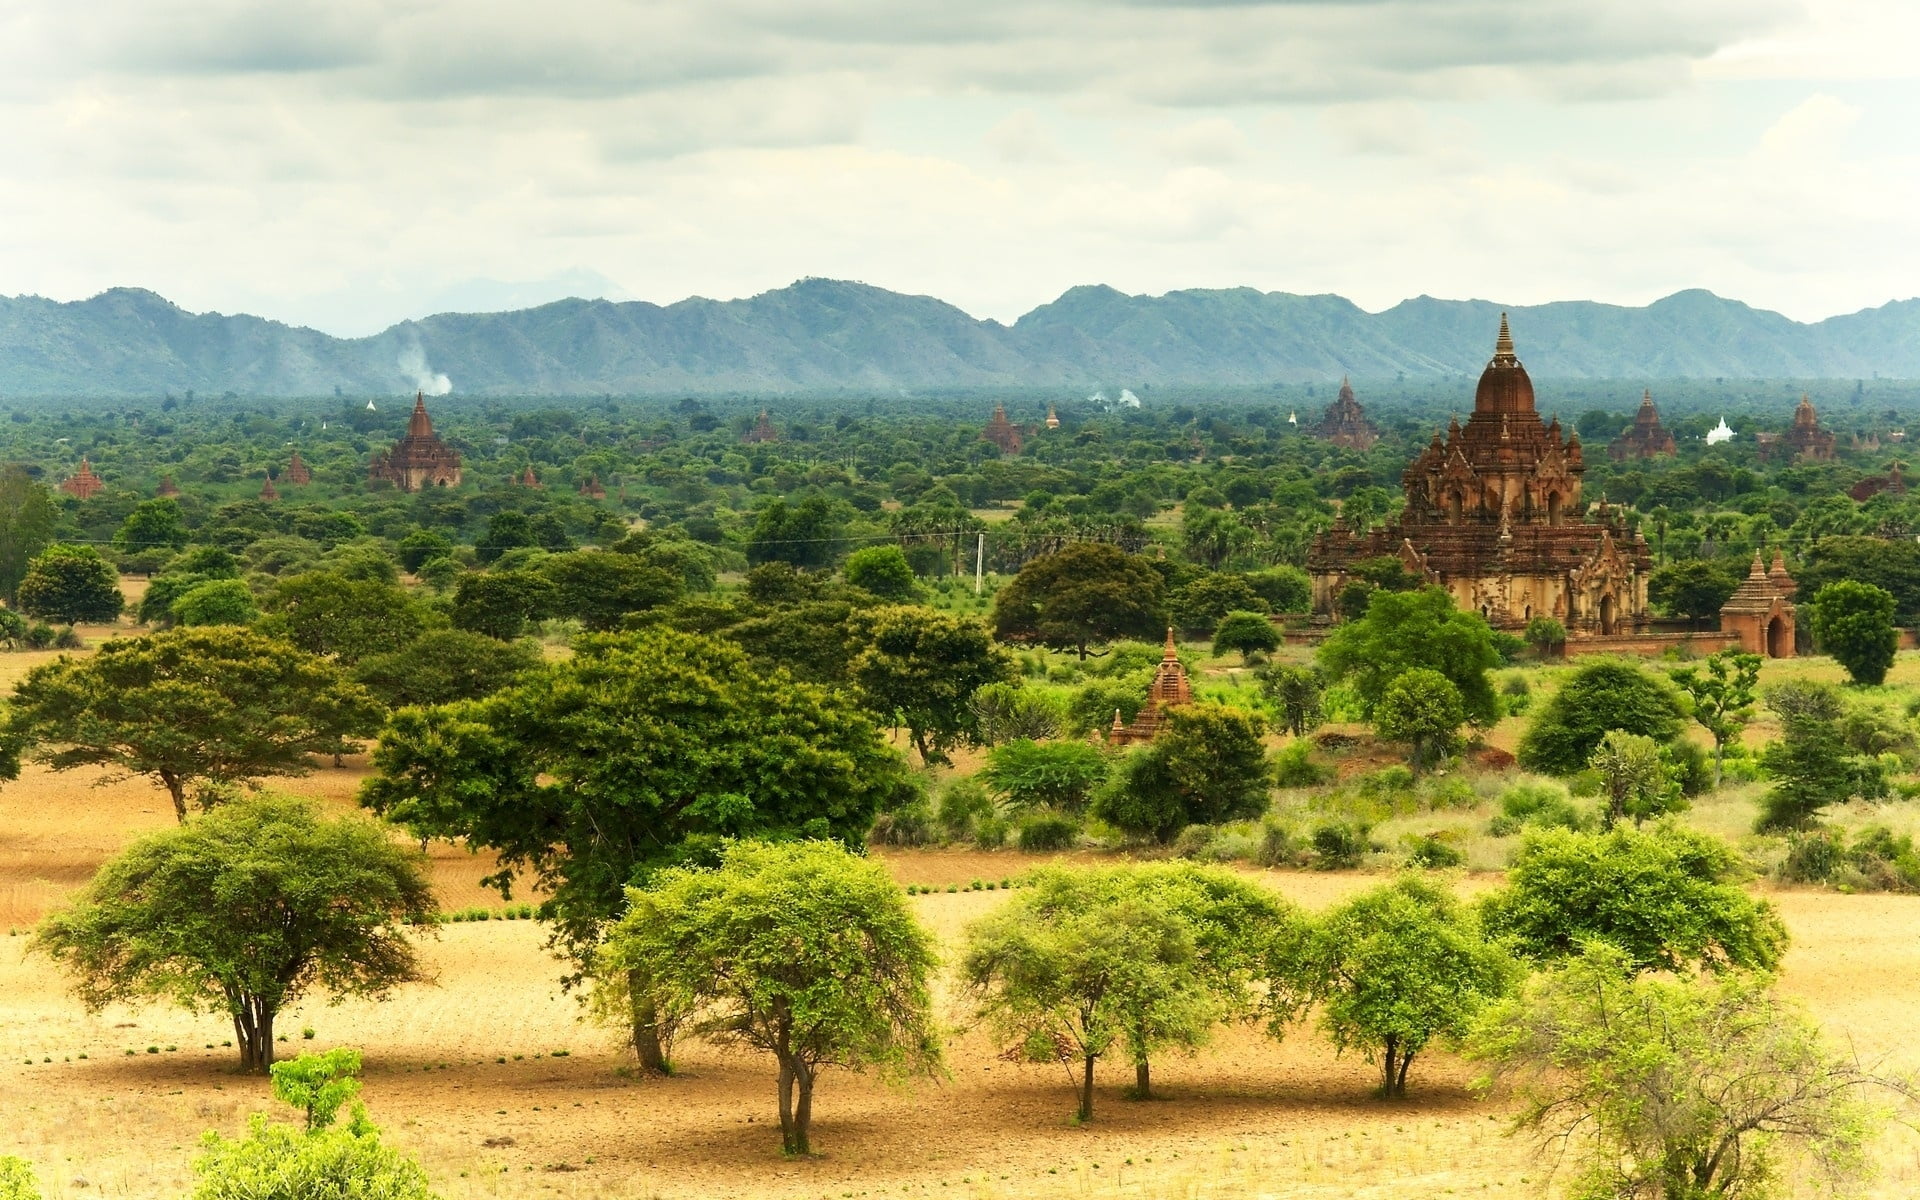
(3, 279, 1919, 397)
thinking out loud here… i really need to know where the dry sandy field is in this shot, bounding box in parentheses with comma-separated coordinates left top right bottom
(5, 629, 1920, 1199)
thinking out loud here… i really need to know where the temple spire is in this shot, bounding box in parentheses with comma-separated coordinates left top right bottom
(1163, 627, 1178, 660)
(407, 391, 434, 439)
(1494, 312, 1516, 360)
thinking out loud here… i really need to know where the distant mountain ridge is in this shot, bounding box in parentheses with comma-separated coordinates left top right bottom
(3, 279, 1919, 397)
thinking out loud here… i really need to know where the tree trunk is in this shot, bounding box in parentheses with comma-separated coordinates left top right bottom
(1133, 1059, 1151, 1099)
(233, 996, 276, 1073)
(627, 969, 669, 1074)
(1394, 1049, 1413, 1097)
(1078, 1054, 1097, 1121)
(1713, 738, 1726, 790)
(1379, 1036, 1398, 1097)
(792, 1059, 815, 1156)
(777, 1056, 797, 1152)
(162, 773, 188, 824)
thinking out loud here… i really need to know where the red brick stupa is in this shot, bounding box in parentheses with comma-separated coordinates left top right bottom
(741, 410, 779, 444)
(1758, 395, 1835, 463)
(60, 457, 104, 500)
(259, 474, 280, 502)
(368, 393, 462, 492)
(578, 474, 607, 500)
(982, 404, 1023, 454)
(1109, 629, 1194, 746)
(155, 475, 181, 498)
(1315, 377, 1379, 450)
(285, 451, 311, 485)
(1608, 389, 1676, 460)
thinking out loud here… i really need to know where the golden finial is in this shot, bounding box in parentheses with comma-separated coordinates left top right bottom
(1494, 312, 1516, 360)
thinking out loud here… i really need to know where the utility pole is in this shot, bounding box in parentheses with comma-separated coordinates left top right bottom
(975, 532, 986, 596)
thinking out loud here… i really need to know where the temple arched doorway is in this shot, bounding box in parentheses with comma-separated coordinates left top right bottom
(1767, 616, 1788, 658)
(1599, 593, 1617, 635)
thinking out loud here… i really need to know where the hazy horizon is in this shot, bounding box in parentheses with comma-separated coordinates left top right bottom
(3, 1, 1917, 338)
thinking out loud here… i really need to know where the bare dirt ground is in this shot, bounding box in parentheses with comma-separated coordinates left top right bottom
(5, 763, 1920, 1200)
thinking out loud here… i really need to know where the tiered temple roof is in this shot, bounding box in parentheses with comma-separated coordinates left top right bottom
(368, 393, 462, 492)
(517, 467, 541, 488)
(285, 451, 311, 486)
(982, 404, 1023, 454)
(1315, 377, 1378, 450)
(1109, 629, 1194, 745)
(60, 457, 104, 500)
(741, 410, 779, 444)
(1608, 389, 1676, 460)
(155, 475, 181, 498)
(1719, 552, 1797, 657)
(259, 474, 280, 502)
(1309, 316, 1651, 634)
(578, 474, 607, 499)
(1759, 395, 1835, 462)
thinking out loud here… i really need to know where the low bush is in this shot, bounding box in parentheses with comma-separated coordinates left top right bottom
(869, 800, 936, 847)
(0, 1156, 41, 1200)
(1016, 812, 1080, 852)
(973, 815, 1009, 850)
(1310, 821, 1373, 870)
(1273, 740, 1333, 787)
(1487, 781, 1590, 837)
(1403, 832, 1465, 869)
(936, 778, 995, 839)
(1781, 825, 1920, 893)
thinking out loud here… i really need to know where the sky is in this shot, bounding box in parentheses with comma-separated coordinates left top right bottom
(2, 0, 1917, 337)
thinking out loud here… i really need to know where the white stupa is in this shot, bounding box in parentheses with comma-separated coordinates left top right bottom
(366, 399, 377, 412)
(1288, 410, 1297, 425)
(1706, 417, 1734, 445)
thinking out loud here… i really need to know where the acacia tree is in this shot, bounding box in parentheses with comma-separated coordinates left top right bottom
(257, 571, 428, 665)
(1669, 650, 1762, 787)
(1589, 731, 1680, 829)
(852, 605, 1015, 763)
(1281, 876, 1514, 1096)
(978, 738, 1110, 814)
(1517, 658, 1687, 776)
(1807, 580, 1899, 686)
(360, 628, 909, 1073)
(1758, 680, 1888, 831)
(1255, 662, 1325, 737)
(0, 626, 384, 822)
(1372, 668, 1465, 774)
(1469, 946, 1897, 1200)
(1317, 586, 1500, 726)
(962, 867, 1213, 1120)
(1479, 825, 1788, 973)
(1092, 703, 1271, 842)
(993, 543, 1167, 660)
(17, 544, 123, 625)
(0, 465, 57, 605)
(32, 796, 434, 1072)
(601, 841, 941, 1156)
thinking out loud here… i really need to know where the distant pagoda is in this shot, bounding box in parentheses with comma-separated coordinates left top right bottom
(982, 404, 1023, 454)
(368, 392, 462, 492)
(1314, 377, 1378, 450)
(741, 410, 779, 444)
(578, 474, 607, 500)
(517, 467, 542, 489)
(259, 473, 280, 502)
(60, 457, 104, 500)
(155, 475, 181, 498)
(284, 450, 312, 486)
(1608, 389, 1676, 460)
(1108, 630, 1194, 746)
(1758, 395, 1834, 463)
(1045, 405, 1061, 430)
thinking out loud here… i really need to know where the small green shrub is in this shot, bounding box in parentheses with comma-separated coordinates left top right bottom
(51, 626, 83, 650)
(973, 815, 1009, 850)
(1274, 740, 1333, 787)
(1487, 780, 1590, 837)
(1780, 828, 1846, 883)
(1016, 812, 1079, 852)
(869, 800, 936, 847)
(1403, 832, 1465, 869)
(1254, 820, 1300, 867)
(1310, 821, 1372, 870)
(936, 778, 995, 839)
(22, 624, 54, 650)
(0, 1155, 42, 1200)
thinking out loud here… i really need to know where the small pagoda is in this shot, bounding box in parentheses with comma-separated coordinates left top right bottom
(368, 393, 462, 492)
(1045, 405, 1061, 430)
(259, 474, 280, 502)
(578, 474, 607, 500)
(155, 475, 181, 498)
(516, 467, 542, 489)
(1608, 389, 1676, 460)
(1108, 630, 1194, 746)
(1314, 377, 1379, 450)
(285, 451, 312, 485)
(741, 410, 779, 444)
(1719, 552, 1796, 658)
(60, 457, 104, 500)
(1758, 396, 1835, 463)
(1850, 461, 1909, 502)
(982, 404, 1023, 454)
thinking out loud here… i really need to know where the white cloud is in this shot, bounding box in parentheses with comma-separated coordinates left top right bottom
(1150, 118, 1247, 165)
(1756, 92, 1863, 159)
(984, 110, 1066, 164)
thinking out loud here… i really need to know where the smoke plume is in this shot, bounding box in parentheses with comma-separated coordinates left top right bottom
(398, 342, 453, 395)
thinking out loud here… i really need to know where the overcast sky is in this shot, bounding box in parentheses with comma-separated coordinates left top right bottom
(2, 0, 1916, 336)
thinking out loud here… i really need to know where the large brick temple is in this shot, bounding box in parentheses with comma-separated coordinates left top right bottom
(369, 393, 462, 492)
(1309, 316, 1652, 634)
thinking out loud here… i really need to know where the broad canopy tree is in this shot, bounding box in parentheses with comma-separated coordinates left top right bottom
(853, 605, 1014, 763)
(17, 544, 123, 626)
(360, 627, 910, 1072)
(993, 543, 1168, 660)
(32, 796, 435, 1072)
(601, 841, 941, 1155)
(0, 626, 384, 822)
(1317, 586, 1500, 726)
(1516, 658, 1688, 776)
